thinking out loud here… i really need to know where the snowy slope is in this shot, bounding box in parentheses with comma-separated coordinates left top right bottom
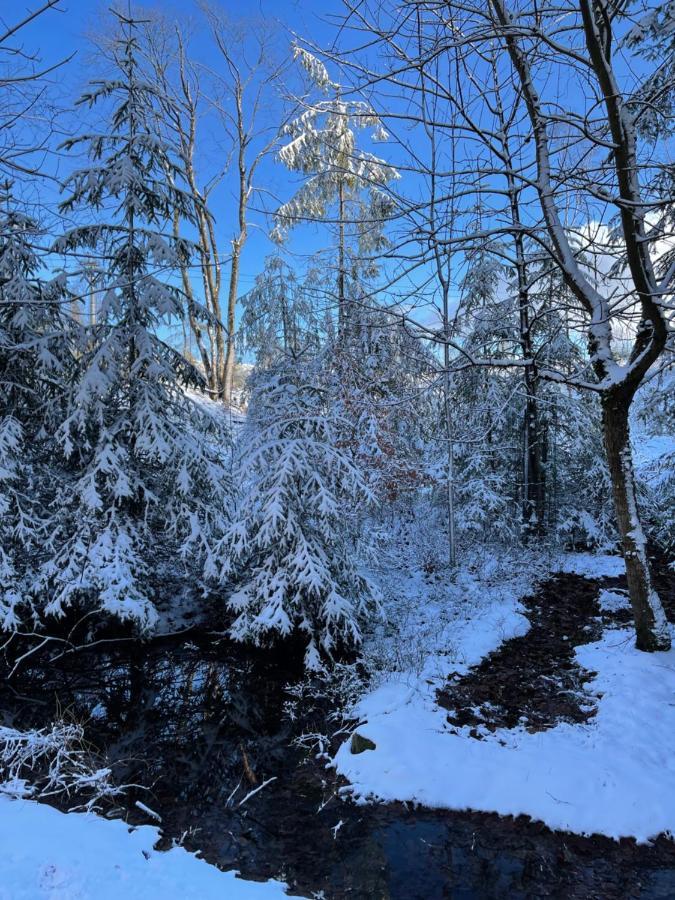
(0, 797, 291, 900)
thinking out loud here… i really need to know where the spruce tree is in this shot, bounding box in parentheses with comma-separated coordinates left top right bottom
(40, 12, 232, 631)
(0, 185, 73, 629)
(220, 356, 377, 669)
(238, 255, 320, 367)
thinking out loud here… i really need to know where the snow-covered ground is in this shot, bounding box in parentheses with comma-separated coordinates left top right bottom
(334, 552, 675, 843)
(0, 796, 290, 900)
(186, 387, 246, 426)
(362, 544, 540, 685)
(553, 552, 626, 578)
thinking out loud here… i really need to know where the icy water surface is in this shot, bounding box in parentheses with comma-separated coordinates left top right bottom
(4, 626, 675, 899)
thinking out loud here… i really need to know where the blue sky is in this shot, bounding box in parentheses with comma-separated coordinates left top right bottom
(11, 0, 657, 351)
(2, 0, 403, 362)
(20, 0, 349, 290)
(8, 0, 449, 343)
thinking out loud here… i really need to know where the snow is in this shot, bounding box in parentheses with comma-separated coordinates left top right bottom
(335, 570, 675, 842)
(553, 552, 625, 578)
(364, 545, 536, 688)
(0, 797, 290, 900)
(633, 434, 675, 478)
(185, 388, 246, 426)
(598, 589, 631, 612)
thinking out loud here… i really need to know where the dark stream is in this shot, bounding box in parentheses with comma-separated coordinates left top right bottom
(3, 623, 675, 899)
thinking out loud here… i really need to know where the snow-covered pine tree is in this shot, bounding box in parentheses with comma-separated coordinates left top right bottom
(238, 254, 321, 368)
(220, 356, 377, 670)
(0, 185, 73, 629)
(272, 47, 398, 339)
(39, 12, 233, 632)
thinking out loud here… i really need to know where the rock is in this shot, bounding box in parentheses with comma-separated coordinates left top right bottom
(350, 732, 376, 754)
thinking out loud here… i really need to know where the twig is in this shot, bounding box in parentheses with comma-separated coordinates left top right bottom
(135, 800, 162, 822)
(237, 776, 277, 808)
(240, 742, 257, 785)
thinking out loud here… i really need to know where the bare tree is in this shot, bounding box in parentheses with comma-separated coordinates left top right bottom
(485, 55, 547, 534)
(140, 19, 225, 396)
(0, 0, 70, 182)
(337, 0, 674, 650)
(205, 8, 288, 403)
(141, 9, 286, 403)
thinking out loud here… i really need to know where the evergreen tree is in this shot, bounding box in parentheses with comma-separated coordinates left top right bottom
(238, 254, 321, 367)
(39, 12, 232, 631)
(272, 48, 398, 338)
(327, 303, 438, 509)
(220, 357, 377, 669)
(0, 185, 73, 629)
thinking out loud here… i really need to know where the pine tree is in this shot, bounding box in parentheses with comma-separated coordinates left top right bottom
(272, 48, 398, 338)
(39, 12, 233, 631)
(238, 254, 321, 367)
(220, 357, 377, 669)
(0, 185, 73, 629)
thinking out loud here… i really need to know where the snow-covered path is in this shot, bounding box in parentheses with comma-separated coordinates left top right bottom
(335, 554, 675, 843)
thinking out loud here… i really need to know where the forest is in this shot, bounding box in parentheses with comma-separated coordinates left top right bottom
(1, 0, 674, 897)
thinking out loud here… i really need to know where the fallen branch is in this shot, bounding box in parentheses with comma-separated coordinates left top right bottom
(237, 776, 277, 808)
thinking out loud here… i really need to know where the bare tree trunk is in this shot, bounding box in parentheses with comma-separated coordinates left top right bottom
(514, 229, 545, 536)
(222, 235, 241, 403)
(204, 206, 225, 397)
(172, 210, 215, 389)
(602, 388, 670, 651)
(488, 0, 671, 649)
(189, 307, 214, 389)
(443, 337, 457, 570)
(337, 179, 346, 340)
(222, 81, 248, 406)
(522, 382, 545, 532)
(85, 260, 97, 326)
(495, 61, 546, 537)
(221, 159, 245, 403)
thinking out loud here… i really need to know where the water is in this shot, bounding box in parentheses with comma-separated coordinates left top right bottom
(4, 633, 675, 899)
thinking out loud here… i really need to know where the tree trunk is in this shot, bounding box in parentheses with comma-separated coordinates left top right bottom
(443, 342, 457, 570)
(222, 238, 240, 404)
(522, 374, 546, 535)
(602, 389, 671, 651)
(188, 307, 215, 391)
(494, 56, 547, 538)
(222, 102, 248, 406)
(337, 179, 346, 341)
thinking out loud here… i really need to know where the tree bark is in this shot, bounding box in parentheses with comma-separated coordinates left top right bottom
(222, 82, 248, 406)
(222, 236, 240, 404)
(337, 178, 346, 341)
(493, 51, 546, 538)
(522, 371, 545, 534)
(602, 389, 671, 651)
(490, 0, 671, 650)
(173, 210, 215, 390)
